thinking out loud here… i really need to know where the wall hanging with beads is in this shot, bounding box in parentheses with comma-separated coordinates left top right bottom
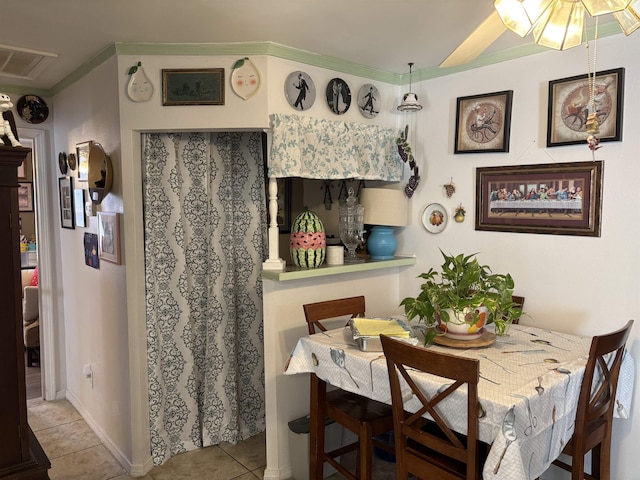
(396, 125, 420, 198)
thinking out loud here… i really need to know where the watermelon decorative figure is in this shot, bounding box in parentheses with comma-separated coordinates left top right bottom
(290, 210, 326, 268)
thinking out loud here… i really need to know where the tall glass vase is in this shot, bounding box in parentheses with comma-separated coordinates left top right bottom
(339, 188, 364, 263)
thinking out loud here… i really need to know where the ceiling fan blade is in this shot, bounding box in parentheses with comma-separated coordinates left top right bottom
(439, 11, 508, 68)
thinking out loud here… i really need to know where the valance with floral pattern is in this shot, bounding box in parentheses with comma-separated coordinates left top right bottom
(268, 113, 402, 181)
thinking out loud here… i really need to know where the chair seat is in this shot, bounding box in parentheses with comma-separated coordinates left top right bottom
(326, 389, 394, 424)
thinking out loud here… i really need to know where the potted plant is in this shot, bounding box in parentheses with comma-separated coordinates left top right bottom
(400, 250, 523, 343)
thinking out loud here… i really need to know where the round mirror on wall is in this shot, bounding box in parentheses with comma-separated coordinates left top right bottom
(87, 143, 113, 204)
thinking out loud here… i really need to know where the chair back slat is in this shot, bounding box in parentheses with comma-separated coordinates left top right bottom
(303, 295, 365, 335)
(511, 295, 525, 324)
(381, 334, 480, 480)
(573, 320, 633, 445)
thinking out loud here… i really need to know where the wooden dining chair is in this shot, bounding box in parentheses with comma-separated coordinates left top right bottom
(303, 296, 395, 480)
(511, 295, 525, 324)
(380, 334, 483, 480)
(550, 319, 633, 480)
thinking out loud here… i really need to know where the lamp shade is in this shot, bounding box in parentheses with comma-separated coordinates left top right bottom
(494, 0, 555, 37)
(613, 0, 640, 34)
(360, 188, 408, 227)
(360, 188, 407, 260)
(397, 92, 423, 112)
(533, 0, 586, 50)
(581, 0, 631, 15)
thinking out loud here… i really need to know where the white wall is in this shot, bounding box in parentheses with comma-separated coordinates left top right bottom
(116, 52, 401, 474)
(262, 268, 408, 480)
(400, 34, 639, 480)
(51, 56, 131, 466)
(46, 33, 640, 479)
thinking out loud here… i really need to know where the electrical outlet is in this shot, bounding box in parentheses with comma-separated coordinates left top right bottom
(83, 364, 94, 388)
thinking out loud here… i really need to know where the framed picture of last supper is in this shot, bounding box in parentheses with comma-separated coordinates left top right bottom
(475, 161, 603, 237)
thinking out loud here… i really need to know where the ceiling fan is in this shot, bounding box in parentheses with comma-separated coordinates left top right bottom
(440, 0, 640, 68)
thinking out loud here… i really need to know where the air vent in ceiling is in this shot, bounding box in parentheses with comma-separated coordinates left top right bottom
(0, 44, 57, 80)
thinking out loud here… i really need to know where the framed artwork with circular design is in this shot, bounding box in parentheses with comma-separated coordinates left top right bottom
(284, 71, 316, 111)
(454, 90, 513, 154)
(546, 67, 624, 147)
(325, 78, 351, 115)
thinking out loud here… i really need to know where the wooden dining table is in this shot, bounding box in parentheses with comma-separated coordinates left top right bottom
(284, 321, 634, 480)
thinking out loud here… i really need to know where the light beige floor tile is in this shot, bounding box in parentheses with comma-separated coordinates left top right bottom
(36, 419, 102, 459)
(148, 445, 250, 480)
(27, 398, 82, 432)
(219, 431, 266, 470)
(48, 444, 125, 480)
(250, 466, 266, 478)
(251, 465, 266, 478)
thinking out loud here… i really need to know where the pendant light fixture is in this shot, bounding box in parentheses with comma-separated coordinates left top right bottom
(397, 62, 423, 112)
(496, 0, 637, 50)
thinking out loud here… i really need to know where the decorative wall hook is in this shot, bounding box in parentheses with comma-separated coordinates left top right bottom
(444, 178, 456, 198)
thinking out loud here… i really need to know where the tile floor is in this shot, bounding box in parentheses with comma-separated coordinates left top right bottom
(27, 396, 266, 480)
(25, 363, 396, 480)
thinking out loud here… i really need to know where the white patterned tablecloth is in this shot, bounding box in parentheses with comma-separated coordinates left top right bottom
(284, 323, 634, 480)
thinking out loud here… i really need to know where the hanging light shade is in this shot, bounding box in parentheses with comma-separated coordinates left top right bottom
(533, 0, 586, 49)
(580, 0, 631, 15)
(612, 0, 640, 34)
(494, 0, 555, 36)
(397, 62, 423, 112)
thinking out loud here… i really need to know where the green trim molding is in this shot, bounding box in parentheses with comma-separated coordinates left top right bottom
(0, 22, 625, 97)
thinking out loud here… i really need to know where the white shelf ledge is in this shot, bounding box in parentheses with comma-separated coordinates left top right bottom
(261, 255, 416, 282)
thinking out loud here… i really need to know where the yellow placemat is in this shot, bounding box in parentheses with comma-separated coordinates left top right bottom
(352, 318, 410, 338)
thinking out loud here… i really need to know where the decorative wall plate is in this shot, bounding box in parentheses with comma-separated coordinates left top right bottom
(231, 57, 261, 100)
(325, 78, 351, 115)
(285, 71, 316, 111)
(357, 84, 380, 118)
(67, 152, 77, 170)
(58, 152, 68, 175)
(421, 203, 448, 234)
(126, 61, 154, 102)
(17, 95, 49, 124)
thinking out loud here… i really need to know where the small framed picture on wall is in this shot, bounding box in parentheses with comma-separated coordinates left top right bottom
(58, 177, 75, 229)
(98, 212, 121, 264)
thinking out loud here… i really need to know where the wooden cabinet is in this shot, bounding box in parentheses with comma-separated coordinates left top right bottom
(0, 145, 49, 479)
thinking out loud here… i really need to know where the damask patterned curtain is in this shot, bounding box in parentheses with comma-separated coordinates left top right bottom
(142, 131, 267, 465)
(268, 113, 403, 180)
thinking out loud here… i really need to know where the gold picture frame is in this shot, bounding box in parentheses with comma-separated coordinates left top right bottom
(162, 68, 225, 106)
(76, 140, 94, 181)
(475, 161, 603, 237)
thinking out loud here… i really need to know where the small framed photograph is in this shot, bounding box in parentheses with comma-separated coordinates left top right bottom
(162, 68, 225, 106)
(454, 90, 513, 154)
(475, 161, 603, 237)
(74, 189, 86, 227)
(547, 68, 624, 147)
(58, 177, 75, 229)
(84, 232, 99, 269)
(18, 182, 34, 212)
(76, 140, 93, 181)
(98, 212, 121, 264)
(17, 161, 26, 180)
